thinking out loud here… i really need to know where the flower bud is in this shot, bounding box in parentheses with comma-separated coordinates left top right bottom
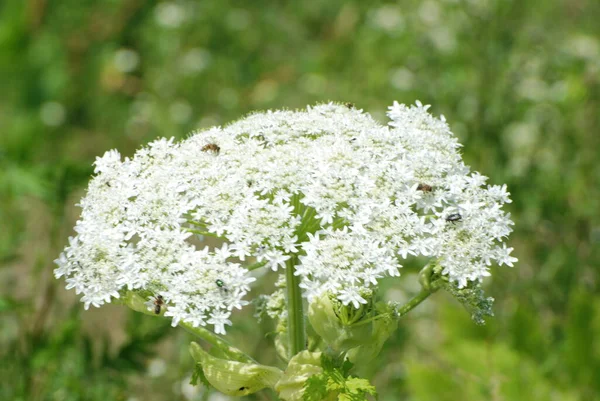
(308, 292, 373, 352)
(274, 318, 290, 361)
(346, 303, 398, 364)
(189, 342, 282, 396)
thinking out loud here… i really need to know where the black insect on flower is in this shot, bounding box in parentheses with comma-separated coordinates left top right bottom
(417, 183, 433, 192)
(445, 213, 462, 223)
(344, 102, 355, 109)
(201, 143, 220, 154)
(154, 295, 164, 314)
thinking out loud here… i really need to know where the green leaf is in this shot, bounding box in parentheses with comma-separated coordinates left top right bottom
(299, 353, 376, 401)
(340, 358, 354, 377)
(303, 374, 330, 401)
(321, 353, 336, 372)
(345, 377, 377, 397)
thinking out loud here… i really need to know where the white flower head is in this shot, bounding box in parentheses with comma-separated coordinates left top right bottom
(55, 101, 516, 330)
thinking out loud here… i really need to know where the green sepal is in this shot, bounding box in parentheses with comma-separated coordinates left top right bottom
(308, 293, 372, 352)
(189, 342, 283, 396)
(275, 351, 324, 401)
(346, 302, 398, 364)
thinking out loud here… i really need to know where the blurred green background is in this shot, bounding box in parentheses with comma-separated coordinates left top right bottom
(1, 0, 599, 400)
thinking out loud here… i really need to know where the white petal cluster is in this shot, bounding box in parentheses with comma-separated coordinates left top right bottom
(55, 101, 516, 329)
(297, 228, 399, 308)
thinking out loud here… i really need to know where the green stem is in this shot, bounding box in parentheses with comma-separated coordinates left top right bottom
(245, 260, 268, 271)
(179, 322, 257, 364)
(185, 228, 225, 239)
(285, 255, 306, 356)
(186, 219, 207, 227)
(395, 289, 433, 318)
(350, 287, 434, 327)
(295, 207, 315, 238)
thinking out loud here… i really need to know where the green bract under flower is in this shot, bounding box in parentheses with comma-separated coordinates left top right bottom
(55, 101, 516, 333)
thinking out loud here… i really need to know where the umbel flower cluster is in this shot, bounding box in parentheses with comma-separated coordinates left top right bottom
(55, 101, 516, 334)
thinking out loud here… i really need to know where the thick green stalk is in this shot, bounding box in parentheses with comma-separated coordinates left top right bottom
(285, 255, 306, 356)
(396, 288, 432, 318)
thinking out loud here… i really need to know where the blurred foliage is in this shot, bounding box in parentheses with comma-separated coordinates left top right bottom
(1, 0, 599, 400)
